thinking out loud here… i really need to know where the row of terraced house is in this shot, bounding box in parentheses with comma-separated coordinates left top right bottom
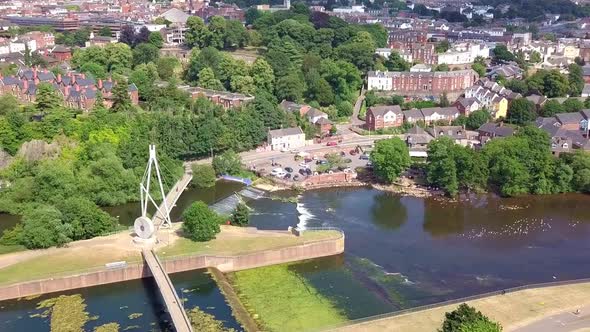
(0, 67, 139, 110)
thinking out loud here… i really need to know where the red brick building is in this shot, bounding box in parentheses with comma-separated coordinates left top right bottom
(367, 69, 479, 96)
(390, 42, 438, 65)
(49, 45, 72, 62)
(366, 105, 403, 131)
(182, 86, 254, 109)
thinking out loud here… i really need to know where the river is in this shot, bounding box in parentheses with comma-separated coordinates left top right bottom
(1, 184, 590, 330)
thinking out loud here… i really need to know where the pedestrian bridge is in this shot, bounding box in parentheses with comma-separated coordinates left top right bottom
(142, 249, 193, 332)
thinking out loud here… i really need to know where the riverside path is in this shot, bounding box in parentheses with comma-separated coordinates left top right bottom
(142, 249, 193, 332)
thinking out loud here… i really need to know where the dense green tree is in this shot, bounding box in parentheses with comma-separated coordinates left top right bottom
(58, 197, 116, 240)
(505, 79, 528, 95)
(148, 32, 164, 48)
(135, 26, 150, 45)
(156, 57, 181, 80)
(471, 62, 486, 77)
(540, 99, 565, 117)
(231, 203, 249, 226)
(224, 19, 248, 48)
(21, 205, 71, 249)
(80, 62, 107, 79)
(35, 82, 62, 112)
(0, 94, 19, 115)
(99, 26, 112, 37)
(132, 43, 159, 66)
(276, 72, 305, 102)
(493, 45, 515, 62)
(568, 63, 585, 97)
(191, 164, 217, 188)
(250, 58, 274, 94)
(198, 67, 224, 90)
(104, 43, 133, 73)
(441, 304, 502, 332)
(111, 79, 132, 112)
(119, 25, 135, 46)
(435, 40, 451, 53)
(466, 109, 492, 130)
(182, 201, 220, 242)
(370, 138, 411, 183)
(186, 47, 221, 83)
(335, 31, 376, 71)
(208, 16, 227, 49)
(336, 100, 353, 118)
(507, 98, 536, 125)
(563, 97, 584, 112)
(427, 138, 459, 196)
(212, 149, 242, 175)
(185, 16, 210, 48)
(530, 51, 542, 63)
(129, 63, 159, 100)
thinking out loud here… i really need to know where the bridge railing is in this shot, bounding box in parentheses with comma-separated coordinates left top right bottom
(320, 277, 590, 331)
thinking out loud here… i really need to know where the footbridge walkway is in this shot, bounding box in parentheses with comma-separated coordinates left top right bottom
(152, 170, 193, 227)
(142, 249, 193, 332)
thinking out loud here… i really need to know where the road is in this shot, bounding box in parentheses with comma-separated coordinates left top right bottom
(351, 86, 366, 126)
(513, 305, 590, 332)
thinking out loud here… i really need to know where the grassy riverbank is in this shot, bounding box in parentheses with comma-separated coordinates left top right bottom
(228, 263, 347, 331)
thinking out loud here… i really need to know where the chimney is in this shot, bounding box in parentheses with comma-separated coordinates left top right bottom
(57, 73, 61, 83)
(97, 79, 103, 89)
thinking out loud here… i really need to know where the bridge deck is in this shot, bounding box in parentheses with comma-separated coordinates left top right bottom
(142, 249, 193, 332)
(152, 171, 193, 227)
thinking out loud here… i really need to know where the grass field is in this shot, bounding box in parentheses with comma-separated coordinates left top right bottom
(158, 230, 341, 258)
(0, 248, 141, 285)
(228, 262, 347, 331)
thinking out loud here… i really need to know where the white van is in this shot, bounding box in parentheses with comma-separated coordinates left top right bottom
(270, 168, 286, 177)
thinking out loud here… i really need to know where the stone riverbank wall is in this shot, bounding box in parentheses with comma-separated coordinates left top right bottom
(0, 232, 344, 301)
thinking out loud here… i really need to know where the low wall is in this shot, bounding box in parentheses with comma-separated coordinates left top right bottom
(0, 234, 344, 301)
(302, 172, 356, 186)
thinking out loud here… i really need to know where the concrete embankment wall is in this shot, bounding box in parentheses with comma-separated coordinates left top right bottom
(0, 234, 344, 301)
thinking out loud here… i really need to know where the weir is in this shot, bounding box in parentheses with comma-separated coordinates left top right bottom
(210, 187, 266, 215)
(142, 249, 193, 332)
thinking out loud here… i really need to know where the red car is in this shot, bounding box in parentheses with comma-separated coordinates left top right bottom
(326, 141, 338, 146)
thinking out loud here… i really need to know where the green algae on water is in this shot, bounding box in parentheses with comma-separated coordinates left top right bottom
(187, 306, 237, 332)
(94, 322, 120, 332)
(36, 294, 89, 332)
(127, 313, 143, 320)
(227, 263, 347, 332)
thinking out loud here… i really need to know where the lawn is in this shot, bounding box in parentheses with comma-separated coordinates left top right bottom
(227, 263, 347, 331)
(158, 230, 341, 258)
(0, 248, 141, 285)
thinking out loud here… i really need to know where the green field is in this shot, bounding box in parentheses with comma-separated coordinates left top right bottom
(227, 263, 347, 332)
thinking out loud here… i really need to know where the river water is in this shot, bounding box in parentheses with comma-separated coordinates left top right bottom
(2, 184, 590, 330)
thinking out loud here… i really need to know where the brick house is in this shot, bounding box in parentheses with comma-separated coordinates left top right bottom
(477, 122, 514, 144)
(181, 86, 254, 109)
(365, 105, 403, 130)
(454, 97, 480, 116)
(50, 45, 72, 62)
(367, 69, 478, 97)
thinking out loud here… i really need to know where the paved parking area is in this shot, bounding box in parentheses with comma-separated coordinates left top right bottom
(247, 146, 372, 182)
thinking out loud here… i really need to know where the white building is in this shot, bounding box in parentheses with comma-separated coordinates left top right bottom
(9, 38, 36, 53)
(367, 71, 393, 91)
(268, 127, 306, 151)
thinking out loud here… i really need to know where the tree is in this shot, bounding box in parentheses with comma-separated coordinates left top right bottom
(21, 205, 71, 249)
(104, 43, 133, 73)
(0, 94, 19, 115)
(436, 64, 450, 72)
(492, 45, 515, 62)
(439, 92, 450, 107)
(185, 16, 210, 48)
(119, 25, 135, 46)
(250, 58, 274, 94)
(507, 98, 536, 125)
(543, 70, 569, 98)
(385, 51, 411, 72)
(129, 63, 159, 100)
(111, 79, 132, 112)
(80, 62, 106, 79)
(335, 31, 376, 71)
(132, 43, 159, 66)
(148, 31, 164, 48)
(441, 303, 502, 332)
(181, 201, 220, 242)
(224, 19, 248, 49)
(208, 16, 227, 49)
(35, 83, 62, 112)
(231, 203, 249, 226)
(568, 63, 585, 97)
(276, 73, 305, 102)
(427, 138, 459, 196)
(99, 26, 112, 37)
(563, 97, 584, 112)
(436, 40, 451, 53)
(471, 63, 486, 77)
(212, 149, 242, 175)
(530, 51, 542, 63)
(58, 197, 116, 240)
(230, 75, 255, 95)
(191, 164, 216, 188)
(336, 101, 353, 118)
(135, 26, 150, 45)
(540, 99, 565, 117)
(198, 67, 224, 90)
(466, 109, 491, 130)
(156, 57, 180, 80)
(370, 138, 411, 183)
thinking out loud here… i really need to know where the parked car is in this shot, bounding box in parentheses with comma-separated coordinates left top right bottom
(366, 161, 373, 167)
(304, 157, 313, 163)
(284, 173, 292, 179)
(349, 150, 357, 155)
(270, 168, 284, 176)
(306, 168, 313, 175)
(285, 167, 293, 173)
(299, 168, 307, 175)
(293, 175, 300, 181)
(326, 141, 338, 146)
(340, 151, 346, 157)
(359, 154, 369, 160)
(316, 160, 328, 165)
(344, 158, 352, 163)
(298, 162, 308, 168)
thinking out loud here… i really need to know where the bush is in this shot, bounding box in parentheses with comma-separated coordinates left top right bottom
(440, 303, 502, 332)
(182, 201, 220, 242)
(231, 203, 250, 226)
(191, 164, 217, 188)
(58, 197, 117, 240)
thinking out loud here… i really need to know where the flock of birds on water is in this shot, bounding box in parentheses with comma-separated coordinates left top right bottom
(458, 217, 585, 240)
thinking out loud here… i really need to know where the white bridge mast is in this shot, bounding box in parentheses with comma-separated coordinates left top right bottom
(134, 145, 172, 240)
